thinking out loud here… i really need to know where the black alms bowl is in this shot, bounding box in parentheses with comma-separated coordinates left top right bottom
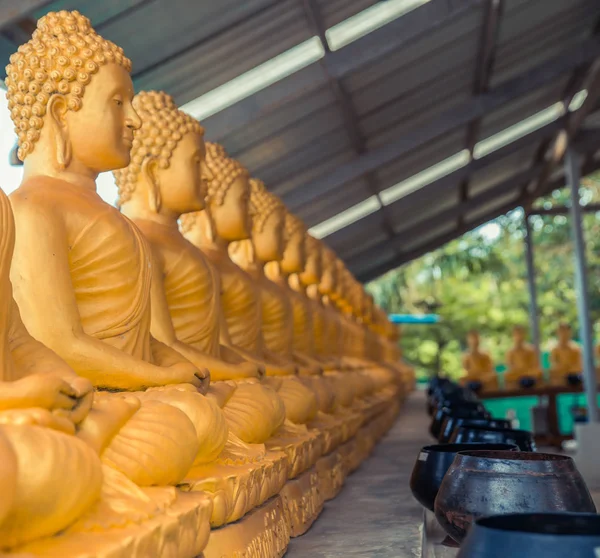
(457, 513, 600, 557)
(409, 443, 517, 512)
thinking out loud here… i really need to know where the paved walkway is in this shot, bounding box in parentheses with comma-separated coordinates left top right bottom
(287, 391, 429, 558)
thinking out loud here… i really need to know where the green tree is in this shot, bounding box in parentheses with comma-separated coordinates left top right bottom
(367, 172, 600, 382)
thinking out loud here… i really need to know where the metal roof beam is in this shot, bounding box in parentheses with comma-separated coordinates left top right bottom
(204, 0, 482, 141)
(525, 59, 600, 207)
(458, 0, 504, 228)
(325, 0, 484, 79)
(356, 197, 521, 282)
(346, 163, 542, 272)
(283, 37, 600, 209)
(299, 0, 395, 241)
(356, 157, 600, 282)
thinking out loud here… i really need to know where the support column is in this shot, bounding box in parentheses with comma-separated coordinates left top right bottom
(523, 212, 541, 360)
(566, 147, 598, 423)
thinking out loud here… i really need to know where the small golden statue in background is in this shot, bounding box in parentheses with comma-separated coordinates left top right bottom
(504, 325, 543, 389)
(461, 330, 498, 391)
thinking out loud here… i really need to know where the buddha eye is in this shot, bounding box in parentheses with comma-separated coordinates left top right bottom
(113, 98, 123, 107)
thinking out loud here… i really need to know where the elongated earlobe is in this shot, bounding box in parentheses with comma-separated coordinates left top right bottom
(142, 158, 161, 213)
(47, 95, 71, 170)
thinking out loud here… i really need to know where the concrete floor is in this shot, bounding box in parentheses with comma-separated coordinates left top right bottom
(287, 392, 428, 558)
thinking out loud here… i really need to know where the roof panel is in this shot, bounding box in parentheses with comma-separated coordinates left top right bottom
(388, 184, 460, 235)
(254, 128, 352, 186)
(235, 106, 344, 171)
(465, 188, 521, 223)
(351, 40, 475, 118)
(491, 0, 600, 86)
(317, 0, 379, 29)
(469, 144, 539, 197)
(299, 179, 372, 227)
(128, 0, 312, 103)
(479, 80, 568, 141)
(275, 150, 356, 201)
(342, 5, 483, 91)
(373, 129, 467, 190)
(220, 86, 336, 156)
(401, 221, 456, 253)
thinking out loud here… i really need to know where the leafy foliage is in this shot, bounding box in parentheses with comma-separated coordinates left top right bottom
(367, 174, 600, 381)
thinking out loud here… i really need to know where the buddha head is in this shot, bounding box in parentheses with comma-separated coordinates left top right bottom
(467, 330, 481, 352)
(557, 322, 573, 345)
(280, 212, 306, 275)
(6, 11, 140, 176)
(318, 245, 338, 296)
(114, 91, 211, 218)
(512, 325, 528, 346)
(248, 178, 285, 263)
(200, 142, 251, 242)
(299, 235, 323, 287)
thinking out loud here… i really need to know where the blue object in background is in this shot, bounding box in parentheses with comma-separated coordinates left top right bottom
(389, 314, 440, 324)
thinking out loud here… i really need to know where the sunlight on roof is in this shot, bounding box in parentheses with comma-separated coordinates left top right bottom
(309, 195, 382, 239)
(379, 149, 471, 206)
(473, 101, 566, 159)
(181, 37, 325, 121)
(568, 89, 588, 112)
(326, 0, 431, 51)
(181, 0, 431, 120)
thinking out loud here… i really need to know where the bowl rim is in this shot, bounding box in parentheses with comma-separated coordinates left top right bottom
(474, 512, 600, 536)
(455, 449, 572, 462)
(421, 443, 518, 454)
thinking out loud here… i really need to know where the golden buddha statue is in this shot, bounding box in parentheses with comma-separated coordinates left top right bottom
(230, 180, 351, 500)
(549, 323, 583, 386)
(504, 325, 543, 389)
(4, 11, 219, 556)
(180, 144, 323, 534)
(461, 330, 498, 391)
(227, 180, 319, 421)
(113, 90, 292, 544)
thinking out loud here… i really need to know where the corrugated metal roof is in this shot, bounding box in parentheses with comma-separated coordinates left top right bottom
(2, 0, 600, 283)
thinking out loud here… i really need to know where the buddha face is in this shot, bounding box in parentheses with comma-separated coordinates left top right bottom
(62, 64, 140, 173)
(467, 331, 480, 351)
(156, 132, 211, 215)
(513, 326, 526, 345)
(209, 175, 251, 242)
(300, 241, 322, 286)
(253, 208, 285, 263)
(281, 231, 306, 275)
(557, 324, 572, 344)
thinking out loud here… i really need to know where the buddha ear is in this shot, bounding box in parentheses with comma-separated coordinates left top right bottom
(142, 157, 161, 213)
(47, 95, 71, 170)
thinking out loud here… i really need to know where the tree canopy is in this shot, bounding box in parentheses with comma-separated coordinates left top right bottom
(367, 172, 600, 381)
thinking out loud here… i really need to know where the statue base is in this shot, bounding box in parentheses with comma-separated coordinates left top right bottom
(181, 450, 287, 527)
(315, 448, 344, 501)
(203, 494, 290, 558)
(280, 465, 323, 537)
(266, 422, 322, 479)
(11, 491, 213, 558)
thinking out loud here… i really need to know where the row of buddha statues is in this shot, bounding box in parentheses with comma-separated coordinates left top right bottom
(462, 324, 599, 391)
(0, 10, 414, 558)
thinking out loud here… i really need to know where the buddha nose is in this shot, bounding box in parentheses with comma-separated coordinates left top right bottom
(126, 103, 142, 131)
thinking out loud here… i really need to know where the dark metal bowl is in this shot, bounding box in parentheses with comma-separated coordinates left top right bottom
(434, 450, 596, 544)
(449, 424, 536, 451)
(519, 376, 536, 388)
(430, 403, 489, 439)
(567, 373, 583, 387)
(458, 513, 600, 557)
(409, 443, 518, 512)
(439, 417, 512, 444)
